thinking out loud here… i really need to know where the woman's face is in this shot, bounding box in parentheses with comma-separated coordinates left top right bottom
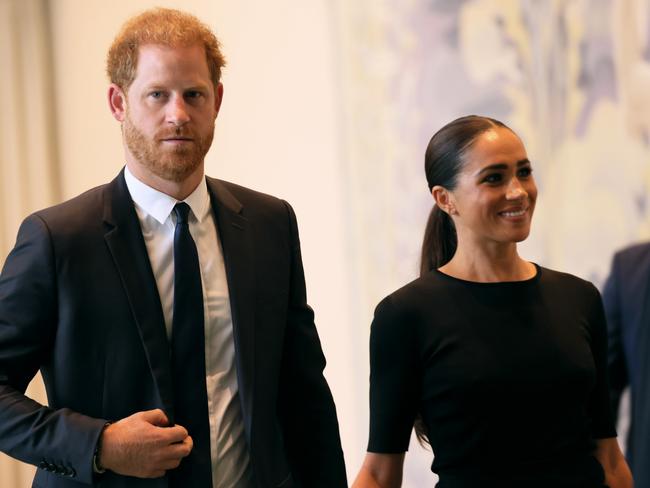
(445, 127, 537, 247)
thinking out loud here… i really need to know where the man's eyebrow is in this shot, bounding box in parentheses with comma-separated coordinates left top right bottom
(184, 85, 210, 91)
(142, 83, 210, 91)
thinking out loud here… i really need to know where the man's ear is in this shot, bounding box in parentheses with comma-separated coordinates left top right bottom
(108, 83, 127, 122)
(432, 185, 457, 215)
(214, 82, 224, 118)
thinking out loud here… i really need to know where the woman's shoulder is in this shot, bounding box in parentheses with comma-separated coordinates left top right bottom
(372, 271, 454, 324)
(537, 265, 600, 298)
(380, 271, 448, 305)
(370, 274, 448, 349)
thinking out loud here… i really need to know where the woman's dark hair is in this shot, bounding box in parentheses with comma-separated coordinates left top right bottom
(415, 115, 510, 447)
(419, 115, 510, 276)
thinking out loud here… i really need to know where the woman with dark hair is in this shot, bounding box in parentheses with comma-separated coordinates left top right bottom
(352, 116, 632, 488)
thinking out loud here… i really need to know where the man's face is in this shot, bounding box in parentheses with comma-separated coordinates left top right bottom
(121, 43, 221, 182)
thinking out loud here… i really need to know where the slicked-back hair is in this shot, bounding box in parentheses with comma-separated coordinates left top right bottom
(420, 115, 511, 276)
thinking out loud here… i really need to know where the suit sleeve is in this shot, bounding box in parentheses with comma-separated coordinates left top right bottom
(276, 201, 347, 488)
(0, 214, 108, 484)
(602, 252, 629, 419)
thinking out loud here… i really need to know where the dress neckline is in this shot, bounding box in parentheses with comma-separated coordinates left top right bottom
(433, 263, 542, 286)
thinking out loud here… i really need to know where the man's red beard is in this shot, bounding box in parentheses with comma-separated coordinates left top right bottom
(123, 110, 214, 183)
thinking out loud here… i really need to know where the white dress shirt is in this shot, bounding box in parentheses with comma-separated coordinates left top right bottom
(124, 167, 253, 488)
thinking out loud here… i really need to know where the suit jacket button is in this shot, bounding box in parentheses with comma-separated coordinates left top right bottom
(38, 461, 47, 469)
(46, 462, 56, 471)
(68, 467, 77, 477)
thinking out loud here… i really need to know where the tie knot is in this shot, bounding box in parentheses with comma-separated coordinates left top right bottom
(173, 202, 192, 224)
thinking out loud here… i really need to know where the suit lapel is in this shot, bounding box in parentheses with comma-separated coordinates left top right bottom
(102, 170, 175, 419)
(207, 178, 256, 439)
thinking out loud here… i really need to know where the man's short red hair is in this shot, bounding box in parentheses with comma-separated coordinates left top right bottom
(106, 8, 226, 90)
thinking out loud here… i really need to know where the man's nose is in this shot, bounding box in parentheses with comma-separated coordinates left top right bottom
(167, 96, 190, 126)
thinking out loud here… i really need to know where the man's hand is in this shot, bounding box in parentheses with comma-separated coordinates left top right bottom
(99, 409, 193, 478)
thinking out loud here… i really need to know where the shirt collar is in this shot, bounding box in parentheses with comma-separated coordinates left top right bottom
(124, 165, 211, 224)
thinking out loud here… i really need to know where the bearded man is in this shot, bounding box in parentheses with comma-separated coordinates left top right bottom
(0, 8, 347, 488)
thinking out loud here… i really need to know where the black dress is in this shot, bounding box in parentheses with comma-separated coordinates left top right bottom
(367, 265, 616, 488)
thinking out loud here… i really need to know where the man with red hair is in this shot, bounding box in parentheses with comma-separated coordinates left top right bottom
(0, 8, 346, 488)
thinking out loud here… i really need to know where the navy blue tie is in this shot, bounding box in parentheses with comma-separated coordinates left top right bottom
(169, 202, 212, 486)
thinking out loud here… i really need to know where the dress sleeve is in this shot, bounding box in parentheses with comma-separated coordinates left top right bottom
(367, 296, 420, 453)
(586, 284, 618, 439)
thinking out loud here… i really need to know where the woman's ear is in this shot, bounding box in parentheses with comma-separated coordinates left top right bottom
(432, 186, 457, 215)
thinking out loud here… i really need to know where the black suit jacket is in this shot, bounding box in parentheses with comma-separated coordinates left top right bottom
(603, 242, 650, 488)
(0, 170, 347, 487)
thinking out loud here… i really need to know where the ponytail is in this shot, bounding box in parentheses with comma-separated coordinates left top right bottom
(419, 205, 457, 277)
(414, 205, 457, 447)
